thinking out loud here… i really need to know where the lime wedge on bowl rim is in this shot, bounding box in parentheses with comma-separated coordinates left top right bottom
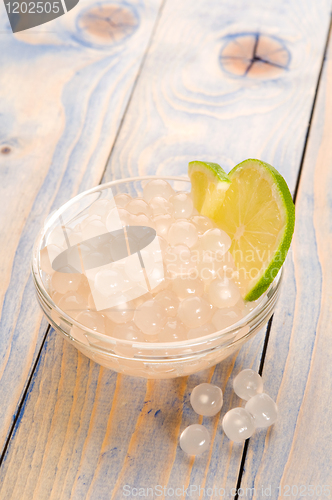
(188, 161, 231, 219)
(189, 158, 295, 301)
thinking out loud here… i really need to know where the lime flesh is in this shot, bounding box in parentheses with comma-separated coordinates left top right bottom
(213, 159, 295, 300)
(188, 161, 231, 219)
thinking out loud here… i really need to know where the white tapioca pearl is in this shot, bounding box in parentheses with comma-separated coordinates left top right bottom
(172, 276, 204, 299)
(245, 393, 278, 428)
(126, 198, 152, 217)
(168, 220, 198, 248)
(114, 193, 132, 208)
(143, 179, 174, 202)
(170, 192, 194, 219)
(76, 310, 106, 333)
(149, 196, 174, 216)
(134, 299, 167, 335)
(208, 279, 241, 308)
(179, 425, 210, 455)
(158, 318, 187, 342)
(154, 290, 179, 317)
(178, 296, 212, 328)
(201, 228, 231, 255)
(233, 369, 264, 401)
(191, 215, 214, 235)
(222, 408, 255, 442)
(190, 383, 223, 416)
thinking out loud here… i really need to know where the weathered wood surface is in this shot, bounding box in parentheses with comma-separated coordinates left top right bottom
(1, 0, 332, 498)
(239, 26, 332, 498)
(0, 0, 163, 457)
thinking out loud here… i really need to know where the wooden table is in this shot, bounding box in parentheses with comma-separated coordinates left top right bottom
(0, 0, 331, 498)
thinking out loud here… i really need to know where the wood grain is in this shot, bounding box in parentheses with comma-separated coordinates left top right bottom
(0, 0, 163, 456)
(1, 0, 332, 498)
(239, 26, 332, 497)
(0, 327, 265, 499)
(103, 0, 331, 190)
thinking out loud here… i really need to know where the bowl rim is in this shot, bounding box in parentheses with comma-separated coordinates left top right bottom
(31, 175, 283, 354)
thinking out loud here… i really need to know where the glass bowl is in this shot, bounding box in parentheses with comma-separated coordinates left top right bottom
(31, 176, 283, 379)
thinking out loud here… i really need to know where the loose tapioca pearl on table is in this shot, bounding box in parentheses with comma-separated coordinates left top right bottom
(134, 299, 168, 335)
(167, 220, 198, 248)
(179, 424, 210, 456)
(190, 383, 223, 416)
(114, 193, 132, 208)
(191, 215, 214, 235)
(158, 318, 187, 342)
(187, 323, 216, 340)
(154, 290, 179, 317)
(52, 271, 82, 295)
(126, 198, 152, 217)
(222, 407, 255, 442)
(170, 192, 194, 219)
(178, 296, 212, 328)
(201, 228, 232, 255)
(149, 196, 174, 216)
(172, 275, 204, 299)
(143, 179, 174, 202)
(76, 310, 106, 334)
(208, 278, 241, 308)
(245, 393, 278, 428)
(233, 369, 264, 401)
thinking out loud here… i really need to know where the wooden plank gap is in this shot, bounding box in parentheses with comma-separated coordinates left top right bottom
(98, 0, 168, 184)
(292, 12, 332, 203)
(233, 316, 273, 500)
(0, 324, 51, 468)
(233, 12, 332, 500)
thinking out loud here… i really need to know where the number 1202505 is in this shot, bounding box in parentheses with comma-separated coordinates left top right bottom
(6, 2, 61, 14)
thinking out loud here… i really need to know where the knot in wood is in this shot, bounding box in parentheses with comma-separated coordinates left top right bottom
(79, 4, 139, 44)
(219, 33, 290, 79)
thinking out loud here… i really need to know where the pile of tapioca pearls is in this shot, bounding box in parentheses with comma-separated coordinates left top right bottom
(180, 369, 278, 455)
(44, 179, 258, 343)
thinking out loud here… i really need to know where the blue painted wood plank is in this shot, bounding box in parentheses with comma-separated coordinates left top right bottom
(0, 0, 163, 456)
(239, 28, 332, 496)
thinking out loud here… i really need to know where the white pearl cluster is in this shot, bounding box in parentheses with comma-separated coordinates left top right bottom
(42, 179, 256, 345)
(222, 369, 278, 442)
(180, 370, 278, 455)
(180, 382, 223, 455)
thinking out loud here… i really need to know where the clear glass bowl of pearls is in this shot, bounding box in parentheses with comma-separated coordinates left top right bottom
(31, 177, 283, 379)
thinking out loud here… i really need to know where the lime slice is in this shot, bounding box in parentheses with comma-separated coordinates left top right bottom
(188, 161, 231, 218)
(213, 159, 295, 301)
